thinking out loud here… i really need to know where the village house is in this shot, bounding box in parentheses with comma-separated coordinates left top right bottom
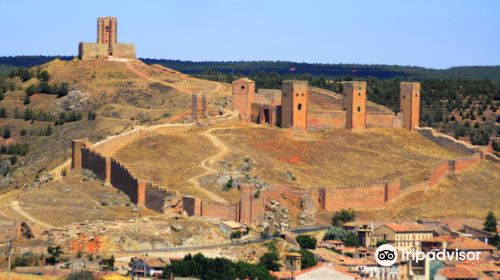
(374, 223, 436, 251)
(462, 224, 495, 245)
(130, 258, 167, 278)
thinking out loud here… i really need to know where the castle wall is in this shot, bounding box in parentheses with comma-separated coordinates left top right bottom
(309, 92, 343, 111)
(144, 183, 177, 212)
(427, 160, 451, 187)
(307, 111, 346, 131)
(366, 112, 396, 128)
(182, 196, 201, 216)
(317, 181, 397, 211)
(110, 158, 139, 204)
(92, 129, 143, 157)
(417, 127, 478, 154)
(256, 89, 282, 106)
(78, 43, 108, 60)
(81, 147, 107, 181)
(111, 43, 136, 59)
(201, 201, 240, 222)
(450, 156, 481, 172)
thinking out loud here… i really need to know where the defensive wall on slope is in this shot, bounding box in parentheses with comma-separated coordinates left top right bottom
(71, 119, 488, 221)
(71, 125, 190, 212)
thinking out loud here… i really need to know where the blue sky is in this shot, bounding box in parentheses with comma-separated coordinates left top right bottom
(1, 0, 499, 68)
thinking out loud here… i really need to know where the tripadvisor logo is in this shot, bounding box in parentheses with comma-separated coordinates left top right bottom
(375, 244, 482, 267)
(376, 244, 398, 267)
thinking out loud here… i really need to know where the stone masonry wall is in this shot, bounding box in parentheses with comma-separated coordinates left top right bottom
(81, 147, 107, 181)
(110, 158, 139, 204)
(144, 182, 178, 212)
(417, 127, 478, 154)
(366, 112, 396, 128)
(78, 43, 108, 60)
(307, 111, 346, 131)
(111, 43, 136, 59)
(201, 201, 240, 221)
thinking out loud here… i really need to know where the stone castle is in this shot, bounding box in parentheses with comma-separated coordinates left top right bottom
(232, 79, 420, 132)
(69, 18, 489, 226)
(79, 17, 136, 60)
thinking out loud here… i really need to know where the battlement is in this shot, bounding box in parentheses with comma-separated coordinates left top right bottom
(142, 181, 179, 196)
(322, 180, 391, 191)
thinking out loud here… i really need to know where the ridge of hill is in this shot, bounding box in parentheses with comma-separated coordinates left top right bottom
(2, 56, 500, 81)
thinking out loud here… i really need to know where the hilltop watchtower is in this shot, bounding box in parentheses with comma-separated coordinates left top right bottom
(79, 17, 135, 60)
(281, 80, 308, 131)
(97, 17, 117, 55)
(400, 82, 420, 130)
(342, 81, 367, 129)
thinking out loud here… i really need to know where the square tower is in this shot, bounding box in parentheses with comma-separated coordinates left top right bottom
(342, 81, 367, 129)
(192, 93, 207, 120)
(281, 80, 308, 131)
(232, 78, 255, 121)
(97, 16, 117, 54)
(400, 82, 420, 130)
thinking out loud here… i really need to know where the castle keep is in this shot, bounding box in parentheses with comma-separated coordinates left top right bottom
(232, 78, 421, 131)
(79, 17, 136, 60)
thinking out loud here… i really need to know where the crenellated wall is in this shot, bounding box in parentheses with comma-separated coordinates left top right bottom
(81, 147, 107, 181)
(110, 158, 139, 204)
(311, 180, 401, 211)
(71, 133, 178, 212)
(201, 201, 240, 222)
(144, 182, 178, 212)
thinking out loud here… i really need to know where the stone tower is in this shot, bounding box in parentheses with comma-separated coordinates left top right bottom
(232, 78, 255, 121)
(342, 81, 367, 129)
(281, 80, 308, 131)
(71, 139, 90, 170)
(400, 82, 420, 130)
(97, 16, 117, 54)
(191, 93, 207, 120)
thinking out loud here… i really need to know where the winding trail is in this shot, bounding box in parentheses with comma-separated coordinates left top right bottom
(186, 128, 231, 203)
(11, 201, 53, 229)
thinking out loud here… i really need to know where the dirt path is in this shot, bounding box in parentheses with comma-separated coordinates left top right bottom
(186, 127, 232, 203)
(11, 201, 53, 229)
(124, 60, 191, 95)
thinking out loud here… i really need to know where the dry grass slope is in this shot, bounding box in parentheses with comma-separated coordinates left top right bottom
(113, 130, 219, 200)
(212, 127, 464, 189)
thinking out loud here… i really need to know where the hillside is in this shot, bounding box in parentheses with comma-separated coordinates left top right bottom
(0, 58, 230, 192)
(113, 125, 466, 203)
(353, 160, 500, 221)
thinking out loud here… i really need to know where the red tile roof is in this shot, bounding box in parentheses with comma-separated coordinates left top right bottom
(438, 265, 480, 279)
(448, 237, 496, 251)
(384, 223, 434, 233)
(294, 263, 360, 279)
